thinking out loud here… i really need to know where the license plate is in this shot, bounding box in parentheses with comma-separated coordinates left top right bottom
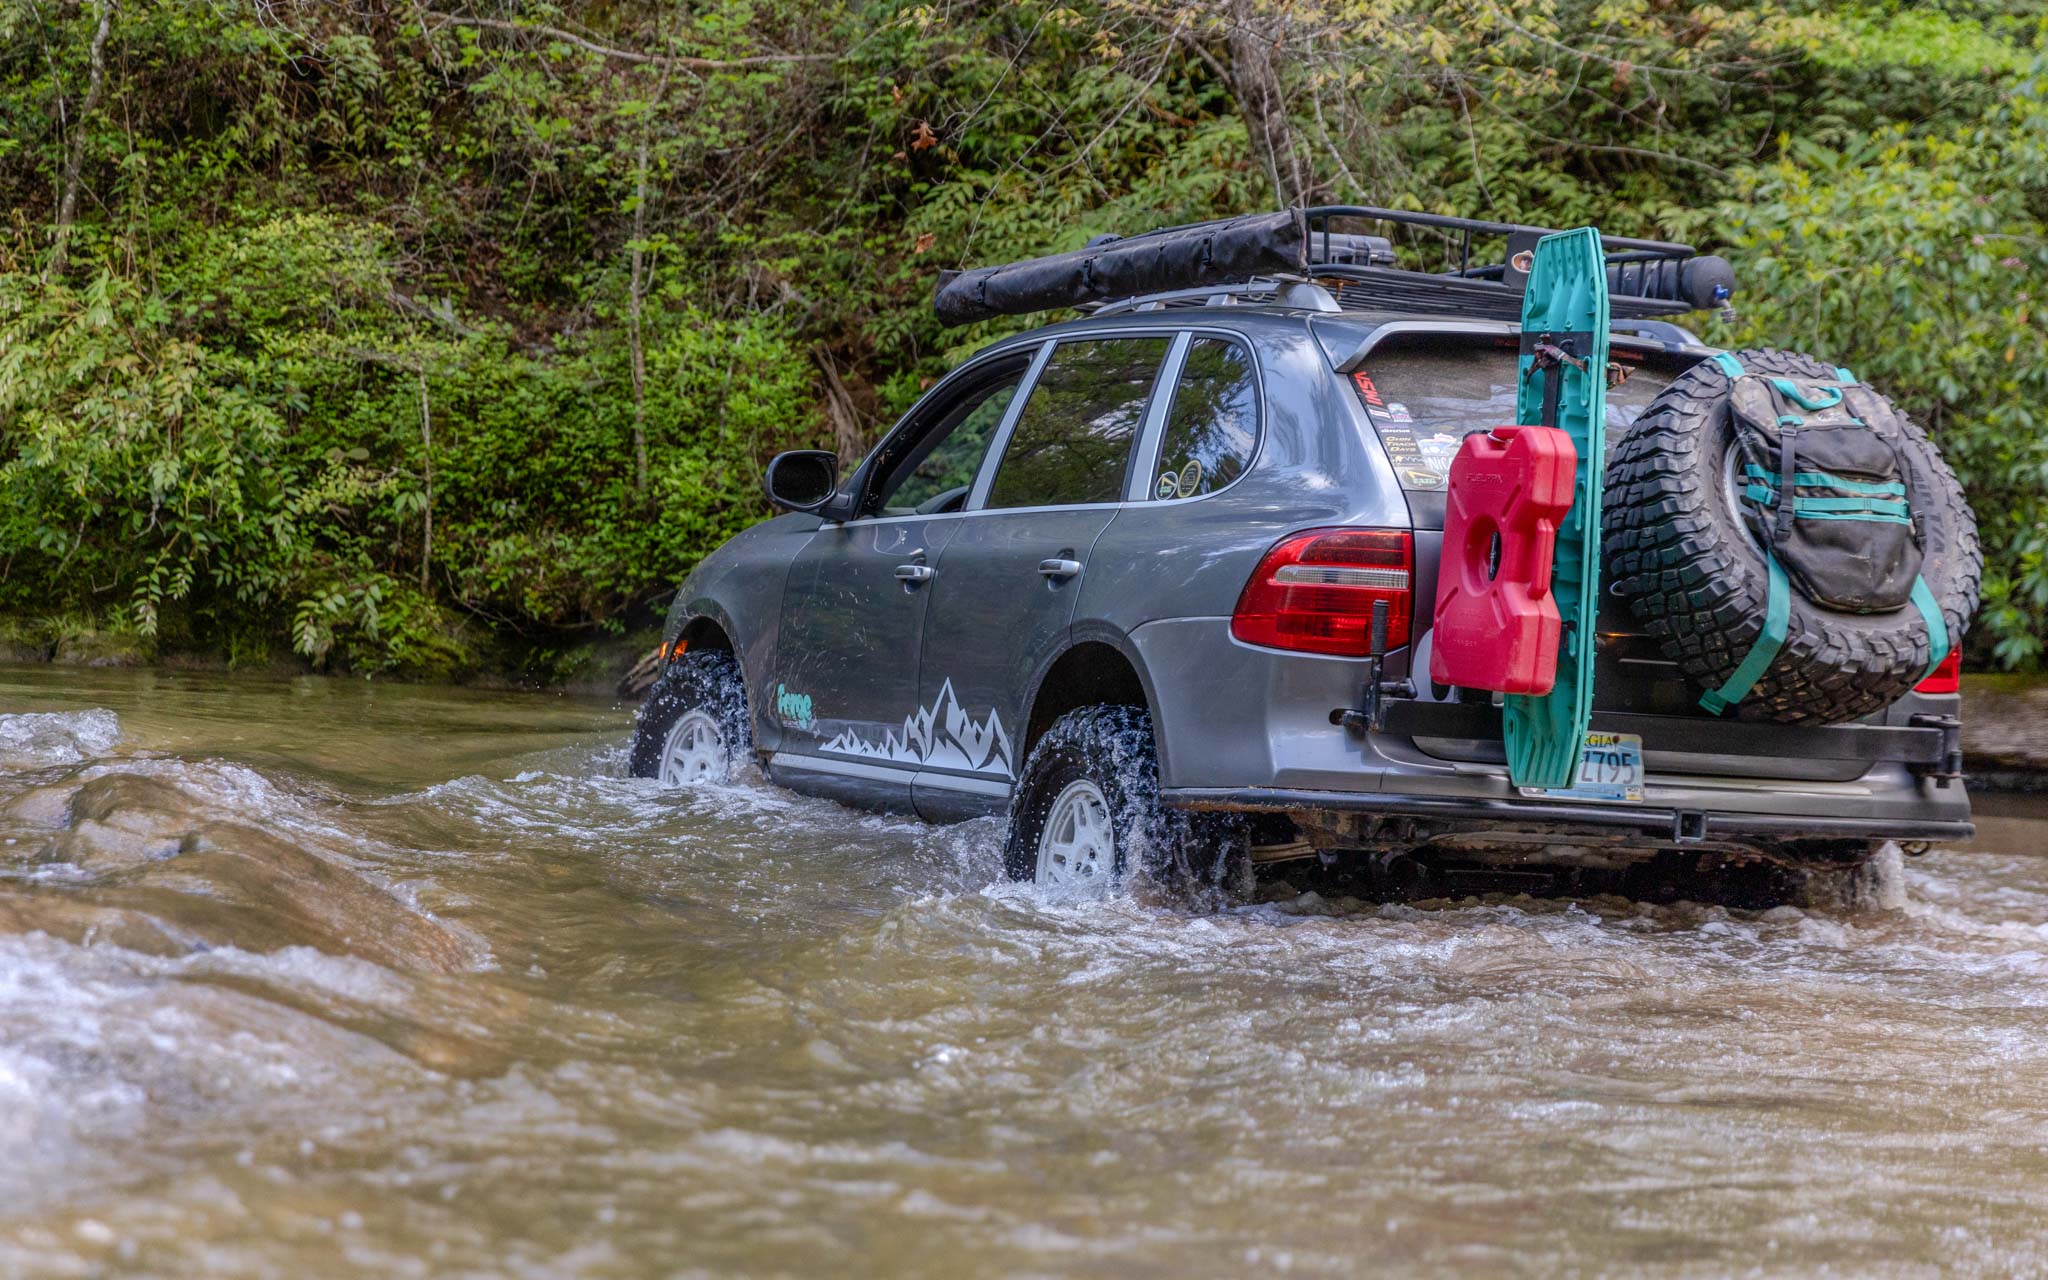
(1520, 732, 1643, 803)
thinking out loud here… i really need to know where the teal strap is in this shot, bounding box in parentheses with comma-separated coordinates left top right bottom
(1742, 465, 1906, 496)
(1834, 366, 1857, 384)
(1787, 509, 1914, 526)
(1700, 554, 1792, 714)
(1742, 481, 1911, 520)
(1770, 378, 1844, 410)
(1794, 496, 1909, 516)
(1909, 576, 1950, 679)
(1712, 351, 1744, 378)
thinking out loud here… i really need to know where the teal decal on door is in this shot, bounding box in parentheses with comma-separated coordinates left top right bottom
(775, 683, 817, 732)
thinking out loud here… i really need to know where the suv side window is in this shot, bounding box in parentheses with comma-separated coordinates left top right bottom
(984, 336, 1169, 509)
(865, 357, 1030, 517)
(1149, 337, 1258, 500)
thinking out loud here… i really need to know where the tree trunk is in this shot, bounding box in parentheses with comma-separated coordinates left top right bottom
(813, 350, 865, 466)
(1223, 12, 1311, 207)
(47, 0, 114, 281)
(627, 131, 652, 498)
(417, 367, 434, 592)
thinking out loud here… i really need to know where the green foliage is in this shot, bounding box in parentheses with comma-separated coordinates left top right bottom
(0, 211, 804, 675)
(1721, 61, 2048, 664)
(0, 0, 2041, 674)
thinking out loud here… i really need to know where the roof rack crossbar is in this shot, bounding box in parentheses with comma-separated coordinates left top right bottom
(1086, 277, 1338, 318)
(1302, 204, 1695, 259)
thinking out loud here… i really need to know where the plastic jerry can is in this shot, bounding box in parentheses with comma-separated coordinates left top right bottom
(1429, 425, 1577, 695)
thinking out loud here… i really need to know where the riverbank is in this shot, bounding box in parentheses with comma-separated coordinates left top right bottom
(1959, 674, 2048, 792)
(6, 628, 2044, 787)
(0, 618, 661, 700)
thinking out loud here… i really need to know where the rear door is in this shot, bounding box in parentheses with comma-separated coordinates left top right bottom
(912, 334, 1172, 817)
(769, 351, 1033, 810)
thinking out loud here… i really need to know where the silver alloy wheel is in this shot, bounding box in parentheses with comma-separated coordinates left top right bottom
(658, 708, 731, 785)
(1035, 778, 1117, 893)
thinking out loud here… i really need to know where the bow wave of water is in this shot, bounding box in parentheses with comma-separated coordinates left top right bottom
(0, 665, 2044, 1277)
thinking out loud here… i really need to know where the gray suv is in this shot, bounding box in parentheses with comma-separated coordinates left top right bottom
(631, 233, 1974, 903)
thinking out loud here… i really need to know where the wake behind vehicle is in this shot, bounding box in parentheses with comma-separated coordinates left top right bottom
(632, 206, 1980, 905)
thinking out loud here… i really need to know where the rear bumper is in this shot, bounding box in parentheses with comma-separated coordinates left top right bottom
(1130, 616, 1973, 841)
(1367, 698, 1960, 769)
(1161, 786, 1974, 845)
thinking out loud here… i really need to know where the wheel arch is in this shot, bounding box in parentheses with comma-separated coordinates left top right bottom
(676, 612, 736, 656)
(664, 601, 763, 748)
(1021, 626, 1169, 775)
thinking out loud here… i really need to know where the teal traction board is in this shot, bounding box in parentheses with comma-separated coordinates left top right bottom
(1502, 228, 1610, 790)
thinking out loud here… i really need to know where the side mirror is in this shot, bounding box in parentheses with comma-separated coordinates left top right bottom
(764, 450, 840, 513)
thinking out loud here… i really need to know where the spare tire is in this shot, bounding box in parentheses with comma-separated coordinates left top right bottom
(1603, 348, 1980, 724)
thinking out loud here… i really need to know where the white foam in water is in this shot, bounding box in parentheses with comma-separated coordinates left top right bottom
(0, 710, 120, 769)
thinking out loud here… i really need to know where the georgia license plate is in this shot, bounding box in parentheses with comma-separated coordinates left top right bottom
(1520, 732, 1644, 803)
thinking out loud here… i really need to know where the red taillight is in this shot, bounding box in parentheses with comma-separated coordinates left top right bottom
(1232, 528, 1414, 657)
(1915, 648, 1961, 696)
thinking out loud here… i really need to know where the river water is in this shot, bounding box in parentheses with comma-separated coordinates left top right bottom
(0, 664, 2045, 1277)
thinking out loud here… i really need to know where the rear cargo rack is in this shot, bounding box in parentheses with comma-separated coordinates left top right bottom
(932, 204, 1735, 327)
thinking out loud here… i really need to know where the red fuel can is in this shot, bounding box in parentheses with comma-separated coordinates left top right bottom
(1429, 426, 1577, 695)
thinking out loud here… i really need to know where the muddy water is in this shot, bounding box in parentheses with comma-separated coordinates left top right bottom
(1, 665, 2046, 1277)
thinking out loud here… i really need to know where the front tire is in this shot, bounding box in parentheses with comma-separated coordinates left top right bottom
(1003, 706, 1246, 897)
(630, 649, 751, 784)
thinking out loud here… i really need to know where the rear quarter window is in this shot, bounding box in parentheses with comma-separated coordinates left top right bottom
(1348, 335, 1690, 492)
(1149, 337, 1258, 500)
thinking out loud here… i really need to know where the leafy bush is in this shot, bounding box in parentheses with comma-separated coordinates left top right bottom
(0, 212, 808, 675)
(1721, 61, 2048, 664)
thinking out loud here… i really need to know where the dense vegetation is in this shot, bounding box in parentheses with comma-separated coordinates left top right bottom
(0, 0, 2042, 678)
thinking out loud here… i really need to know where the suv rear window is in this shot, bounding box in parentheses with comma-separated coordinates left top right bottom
(1349, 336, 1687, 491)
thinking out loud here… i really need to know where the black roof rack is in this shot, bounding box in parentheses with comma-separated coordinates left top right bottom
(931, 205, 1734, 327)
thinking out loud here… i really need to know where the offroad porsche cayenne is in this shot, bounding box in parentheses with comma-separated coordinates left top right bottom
(630, 208, 1978, 903)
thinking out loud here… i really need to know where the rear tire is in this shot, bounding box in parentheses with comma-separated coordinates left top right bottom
(630, 649, 751, 783)
(1003, 706, 1246, 897)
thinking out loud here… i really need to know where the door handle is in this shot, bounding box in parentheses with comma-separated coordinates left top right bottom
(1038, 558, 1083, 579)
(894, 563, 935, 583)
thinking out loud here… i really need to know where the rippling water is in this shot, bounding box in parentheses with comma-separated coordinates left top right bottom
(0, 664, 2045, 1276)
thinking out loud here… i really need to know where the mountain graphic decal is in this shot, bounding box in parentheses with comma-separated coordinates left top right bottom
(820, 679, 1014, 777)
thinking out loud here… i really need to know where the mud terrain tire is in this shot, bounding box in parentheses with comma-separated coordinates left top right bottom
(1603, 348, 1980, 723)
(629, 649, 751, 781)
(1003, 706, 1247, 894)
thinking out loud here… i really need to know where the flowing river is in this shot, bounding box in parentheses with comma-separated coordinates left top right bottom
(0, 664, 2045, 1277)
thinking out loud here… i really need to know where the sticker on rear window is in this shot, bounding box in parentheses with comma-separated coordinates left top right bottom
(1415, 432, 1463, 478)
(1374, 422, 1428, 474)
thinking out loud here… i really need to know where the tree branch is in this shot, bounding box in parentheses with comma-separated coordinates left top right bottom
(425, 13, 832, 74)
(812, 349, 865, 466)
